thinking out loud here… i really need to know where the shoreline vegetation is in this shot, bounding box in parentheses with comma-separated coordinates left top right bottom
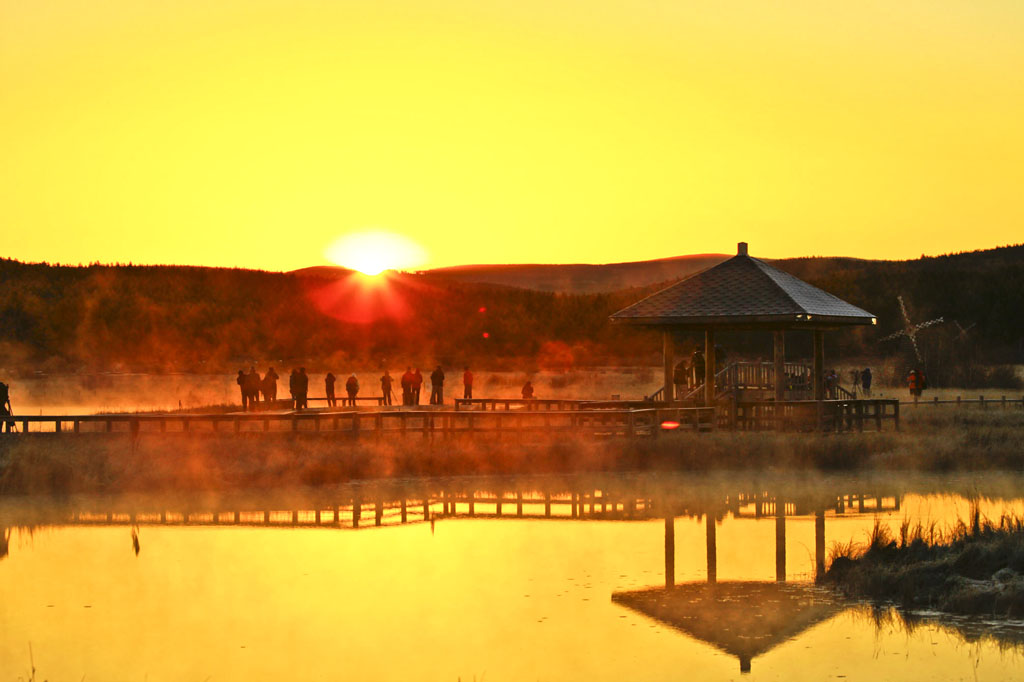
(823, 518, 1024, 619)
(0, 405, 1021, 495)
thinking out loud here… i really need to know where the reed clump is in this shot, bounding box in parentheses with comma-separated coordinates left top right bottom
(822, 516, 1024, 618)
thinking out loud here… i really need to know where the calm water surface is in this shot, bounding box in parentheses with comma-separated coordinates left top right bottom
(2, 473, 1024, 681)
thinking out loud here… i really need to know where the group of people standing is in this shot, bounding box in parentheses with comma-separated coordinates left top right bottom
(237, 364, 476, 410)
(236, 366, 280, 411)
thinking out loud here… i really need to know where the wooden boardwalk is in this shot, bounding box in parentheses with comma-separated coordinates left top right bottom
(0, 405, 717, 438)
(0, 398, 911, 437)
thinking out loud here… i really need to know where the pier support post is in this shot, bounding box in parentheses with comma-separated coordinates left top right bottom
(706, 514, 717, 584)
(775, 499, 786, 582)
(665, 514, 675, 590)
(815, 509, 826, 579)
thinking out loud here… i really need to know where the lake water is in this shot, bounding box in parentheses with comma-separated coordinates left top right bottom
(2, 472, 1024, 681)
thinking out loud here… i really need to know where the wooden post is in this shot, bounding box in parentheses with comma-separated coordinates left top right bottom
(706, 514, 717, 584)
(773, 330, 786, 402)
(401, 499, 407, 523)
(815, 509, 826, 580)
(665, 514, 675, 590)
(663, 330, 675, 404)
(705, 329, 716, 408)
(375, 499, 383, 526)
(813, 330, 824, 401)
(775, 499, 786, 582)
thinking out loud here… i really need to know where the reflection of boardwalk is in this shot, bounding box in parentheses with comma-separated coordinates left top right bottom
(0, 481, 901, 536)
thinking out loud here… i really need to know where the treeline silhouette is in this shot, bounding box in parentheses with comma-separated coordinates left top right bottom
(1, 245, 1021, 377)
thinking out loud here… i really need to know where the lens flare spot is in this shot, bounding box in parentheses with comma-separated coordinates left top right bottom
(326, 231, 426, 276)
(660, 420, 681, 430)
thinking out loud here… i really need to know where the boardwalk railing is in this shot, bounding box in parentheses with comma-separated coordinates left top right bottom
(1, 398, 915, 437)
(0, 407, 717, 439)
(902, 395, 1024, 409)
(732, 399, 900, 432)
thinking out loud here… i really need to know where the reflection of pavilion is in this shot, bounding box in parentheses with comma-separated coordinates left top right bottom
(622, 502, 851, 674)
(613, 582, 841, 674)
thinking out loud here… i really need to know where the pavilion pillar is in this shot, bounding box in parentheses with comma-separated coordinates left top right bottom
(665, 514, 675, 590)
(815, 509, 826, 580)
(706, 513, 717, 584)
(773, 331, 786, 402)
(812, 330, 824, 401)
(662, 331, 675, 404)
(775, 498, 786, 582)
(704, 329, 716, 407)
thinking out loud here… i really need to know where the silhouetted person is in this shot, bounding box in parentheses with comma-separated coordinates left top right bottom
(691, 348, 706, 388)
(244, 366, 261, 411)
(345, 374, 359, 406)
(325, 372, 337, 407)
(430, 365, 445, 405)
(401, 367, 414, 406)
(262, 366, 279, 402)
(908, 368, 925, 406)
(381, 370, 394, 406)
(295, 367, 309, 409)
(522, 380, 535, 399)
(236, 370, 247, 410)
(289, 368, 298, 408)
(0, 380, 12, 433)
(673, 359, 688, 398)
(862, 367, 873, 397)
(412, 368, 423, 405)
(825, 369, 838, 399)
(463, 366, 473, 400)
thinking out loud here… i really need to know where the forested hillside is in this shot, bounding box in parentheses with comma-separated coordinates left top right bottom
(1, 245, 1021, 378)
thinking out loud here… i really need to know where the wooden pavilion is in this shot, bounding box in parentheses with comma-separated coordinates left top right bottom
(610, 242, 877, 406)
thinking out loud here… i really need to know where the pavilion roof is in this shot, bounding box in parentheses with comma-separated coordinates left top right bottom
(610, 244, 876, 328)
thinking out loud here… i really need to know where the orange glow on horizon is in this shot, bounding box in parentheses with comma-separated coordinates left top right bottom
(307, 270, 412, 324)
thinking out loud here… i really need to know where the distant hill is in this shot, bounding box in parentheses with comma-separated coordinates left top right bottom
(1, 245, 1021, 379)
(424, 254, 729, 293)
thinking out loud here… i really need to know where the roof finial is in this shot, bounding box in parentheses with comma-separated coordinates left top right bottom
(737, 242, 748, 256)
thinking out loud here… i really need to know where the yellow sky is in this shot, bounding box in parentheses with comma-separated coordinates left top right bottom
(2, 0, 1022, 270)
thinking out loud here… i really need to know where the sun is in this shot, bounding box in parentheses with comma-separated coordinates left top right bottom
(325, 231, 427, 276)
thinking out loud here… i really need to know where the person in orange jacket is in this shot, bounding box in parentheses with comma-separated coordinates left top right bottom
(907, 368, 927, 405)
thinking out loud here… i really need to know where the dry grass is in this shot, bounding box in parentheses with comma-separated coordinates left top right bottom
(823, 516, 1024, 617)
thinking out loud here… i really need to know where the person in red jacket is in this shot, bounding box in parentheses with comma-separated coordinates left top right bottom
(907, 368, 926, 405)
(463, 367, 473, 400)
